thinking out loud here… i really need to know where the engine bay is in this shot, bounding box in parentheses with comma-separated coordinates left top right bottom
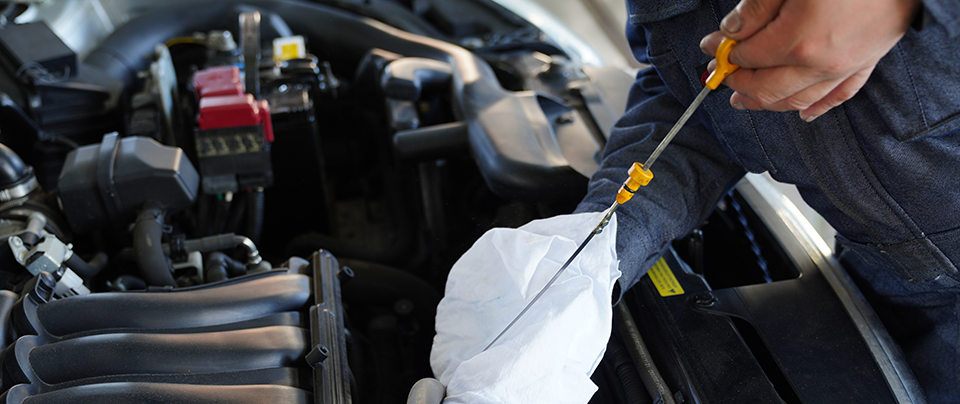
(0, 1, 624, 402)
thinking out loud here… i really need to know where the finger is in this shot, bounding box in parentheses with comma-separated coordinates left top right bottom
(763, 78, 845, 112)
(699, 31, 724, 56)
(799, 68, 872, 121)
(726, 26, 799, 69)
(723, 65, 824, 109)
(721, 0, 787, 40)
(730, 92, 763, 111)
(724, 0, 805, 69)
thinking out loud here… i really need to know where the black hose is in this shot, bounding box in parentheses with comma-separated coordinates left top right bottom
(64, 253, 108, 278)
(0, 142, 32, 191)
(107, 275, 147, 292)
(616, 302, 676, 404)
(245, 189, 264, 244)
(133, 201, 176, 287)
(0, 290, 19, 348)
(87, 252, 109, 272)
(598, 352, 629, 404)
(83, 4, 236, 89)
(607, 339, 653, 404)
(38, 131, 79, 149)
(224, 195, 247, 234)
(213, 198, 230, 235)
(197, 194, 211, 236)
(81, 1, 442, 91)
(116, 233, 264, 269)
(204, 251, 247, 283)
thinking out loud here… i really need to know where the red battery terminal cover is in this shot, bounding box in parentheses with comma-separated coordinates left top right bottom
(197, 94, 274, 143)
(193, 66, 244, 99)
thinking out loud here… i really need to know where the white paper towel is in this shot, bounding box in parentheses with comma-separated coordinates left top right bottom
(430, 211, 621, 403)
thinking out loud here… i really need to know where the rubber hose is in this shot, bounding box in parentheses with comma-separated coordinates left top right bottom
(117, 233, 263, 268)
(245, 190, 264, 244)
(109, 275, 147, 291)
(598, 352, 629, 404)
(86, 252, 109, 273)
(0, 143, 31, 190)
(133, 201, 176, 287)
(224, 195, 247, 234)
(197, 194, 211, 236)
(204, 251, 247, 283)
(213, 198, 230, 235)
(81, 1, 441, 90)
(0, 290, 19, 349)
(616, 302, 676, 404)
(64, 253, 108, 278)
(608, 340, 653, 404)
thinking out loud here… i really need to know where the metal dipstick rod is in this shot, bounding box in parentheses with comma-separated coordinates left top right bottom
(482, 38, 742, 352)
(482, 201, 621, 352)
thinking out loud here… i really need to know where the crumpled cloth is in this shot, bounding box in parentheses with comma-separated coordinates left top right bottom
(430, 211, 621, 403)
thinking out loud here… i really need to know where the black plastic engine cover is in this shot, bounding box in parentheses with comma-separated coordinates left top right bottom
(627, 249, 901, 403)
(57, 133, 200, 234)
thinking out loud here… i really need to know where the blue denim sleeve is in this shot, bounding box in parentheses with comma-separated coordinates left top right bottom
(919, 0, 960, 37)
(574, 63, 745, 299)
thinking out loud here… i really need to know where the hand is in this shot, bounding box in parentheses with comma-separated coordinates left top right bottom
(700, 0, 921, 122)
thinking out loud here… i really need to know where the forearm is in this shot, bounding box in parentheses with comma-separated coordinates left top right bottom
(575, 66, 745, 299)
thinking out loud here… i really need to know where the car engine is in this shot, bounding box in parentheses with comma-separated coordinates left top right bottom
(0, 0, 632, 402)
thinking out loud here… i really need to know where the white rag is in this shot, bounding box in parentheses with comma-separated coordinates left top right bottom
(430, 211, 621, 403)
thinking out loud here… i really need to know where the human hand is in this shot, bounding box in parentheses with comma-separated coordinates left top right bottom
(700, 0, 921, 121)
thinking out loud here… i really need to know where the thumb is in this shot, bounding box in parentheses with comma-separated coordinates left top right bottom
(720, 0, 785, 40)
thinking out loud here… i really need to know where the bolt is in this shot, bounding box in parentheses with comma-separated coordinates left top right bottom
(692, 292, 717, 308)
(394, 299, 414, 316)
(305, 344, 330, 368)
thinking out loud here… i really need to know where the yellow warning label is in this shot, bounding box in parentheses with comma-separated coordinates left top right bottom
(648, 258, 684, 297)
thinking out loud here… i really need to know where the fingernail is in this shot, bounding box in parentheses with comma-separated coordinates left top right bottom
(733, 101, 746, 110)
(801, 113, 819, 122)
(721, 10, 742, 33)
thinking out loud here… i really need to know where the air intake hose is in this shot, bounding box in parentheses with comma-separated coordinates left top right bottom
(133, 201, 176, 287)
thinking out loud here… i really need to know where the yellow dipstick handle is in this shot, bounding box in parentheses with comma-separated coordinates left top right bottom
(616, 163, 654, 204)
(705, 38, 740, 90)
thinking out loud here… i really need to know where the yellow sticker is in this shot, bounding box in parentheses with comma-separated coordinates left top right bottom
(648, 258, 684, 297)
